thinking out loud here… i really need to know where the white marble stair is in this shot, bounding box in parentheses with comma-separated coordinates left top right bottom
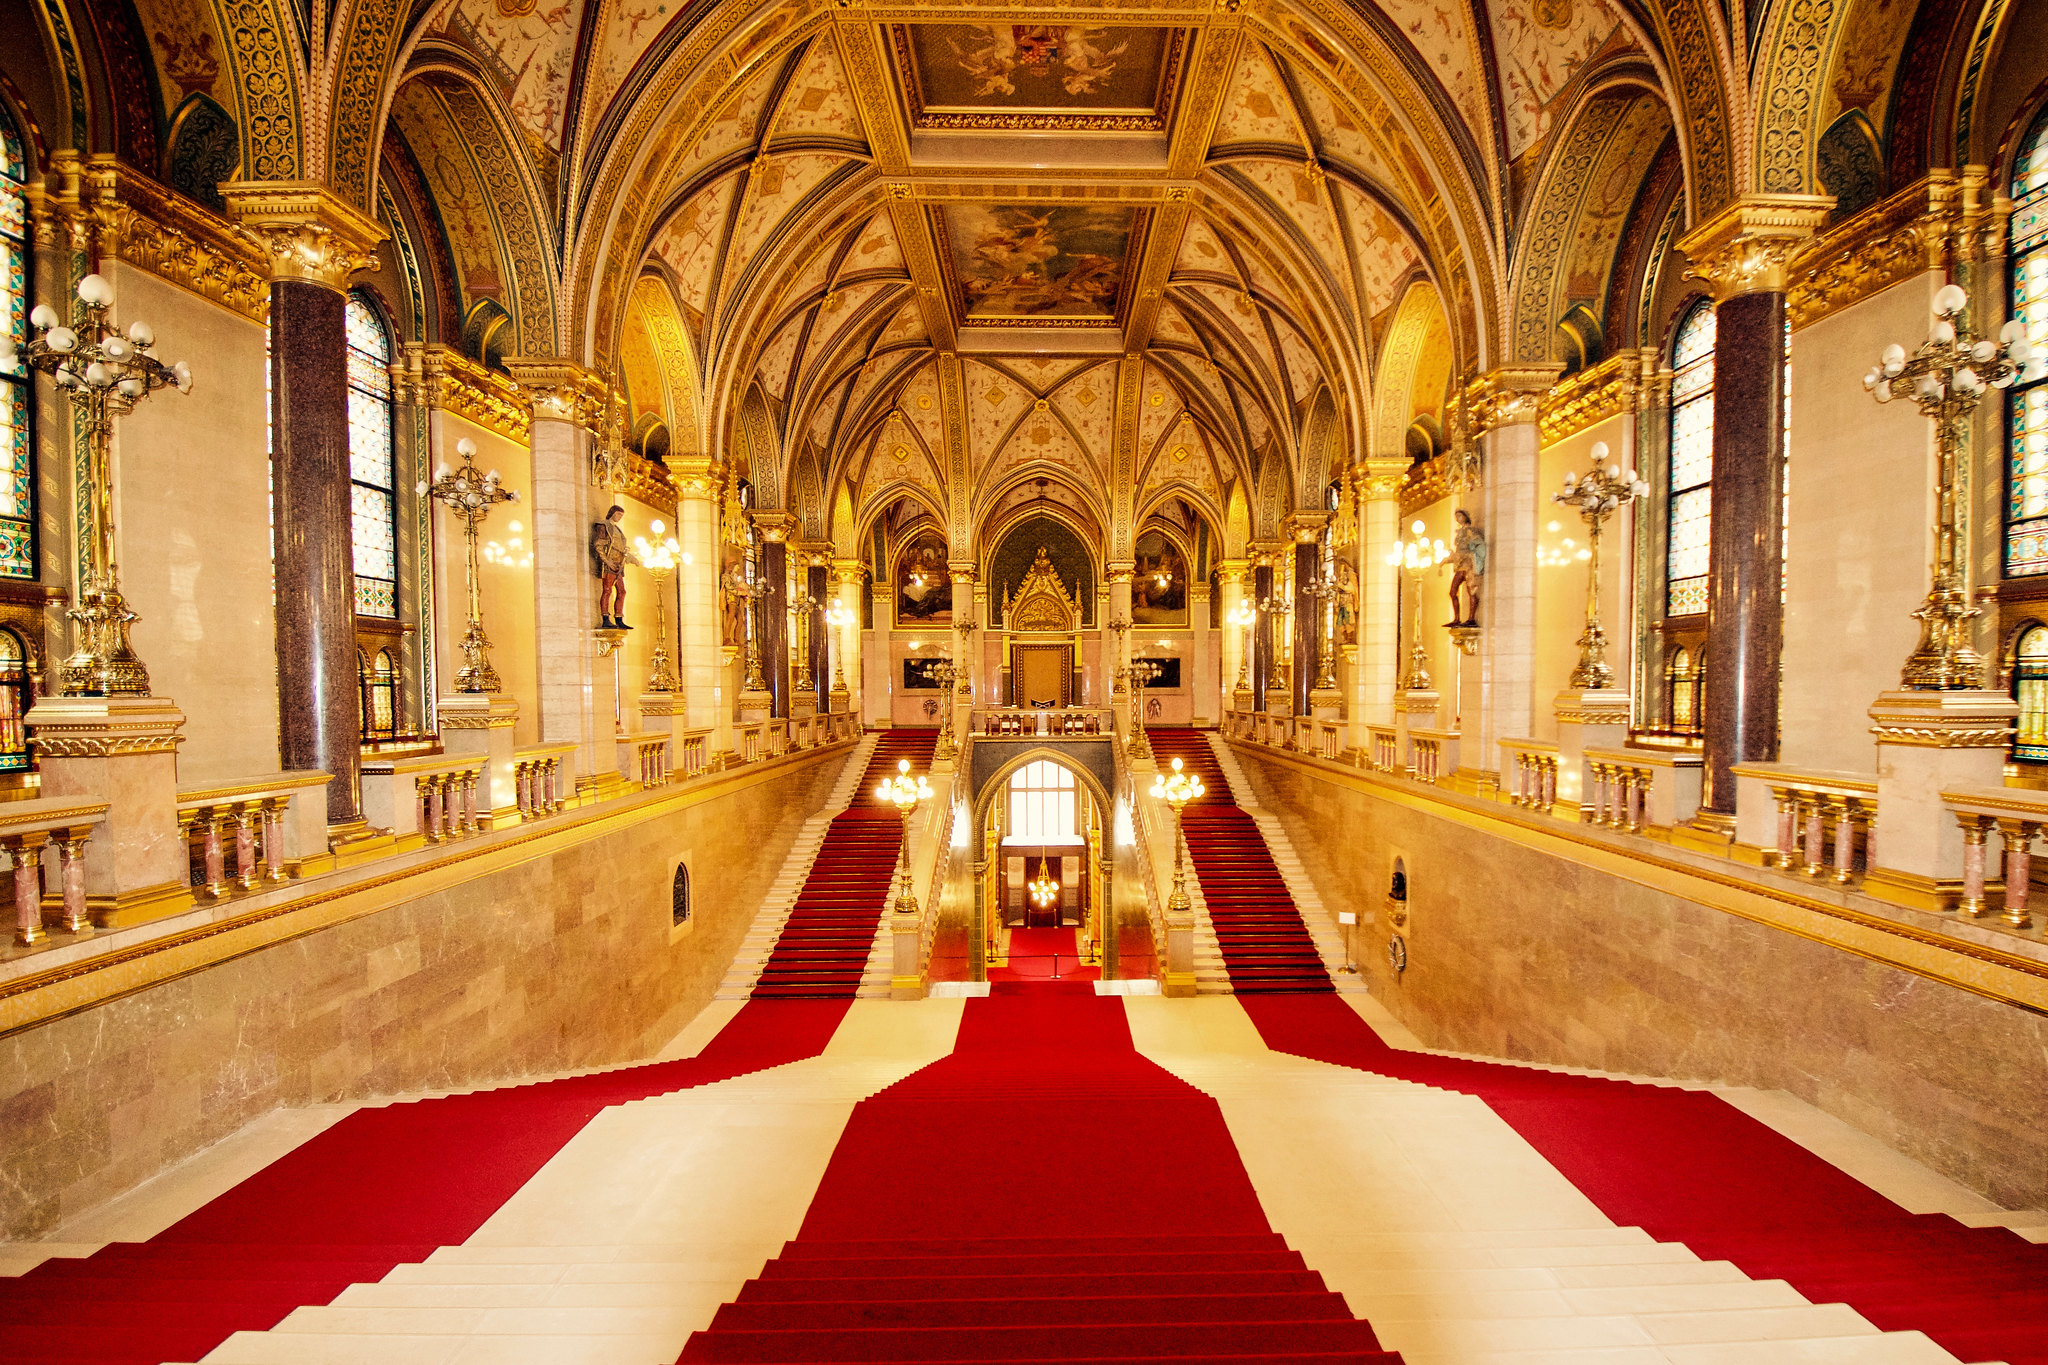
(714, 734, 878, 1001)
(1203, 731, 1366, 990)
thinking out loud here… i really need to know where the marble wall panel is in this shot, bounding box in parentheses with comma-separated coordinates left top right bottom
(1537, 414, 1633, 734)
(430, 412, 538, 745)
(1230, 746, 2048, 1210)
(0, 751, 842, 1238)
(112, 266, 279, 785)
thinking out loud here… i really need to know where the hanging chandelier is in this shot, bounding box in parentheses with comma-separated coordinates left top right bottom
(1028, 861, 1059, 909)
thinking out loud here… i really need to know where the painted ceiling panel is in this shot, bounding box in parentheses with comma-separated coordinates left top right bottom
(769, 33, 866, 143)
(728, 153, 854, 278)
(1335, 181, 1423, 317)
(1487, 0, 1628, 160)
(438, 0, 584, 158)
(1212, 43, 1308, 146)
(647, 173, 739, 317)
(1048, 361, 1118, 467)
(669, 60, 782, 194)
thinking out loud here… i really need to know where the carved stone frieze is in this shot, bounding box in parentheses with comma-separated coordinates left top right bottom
(1465, 364, 1565, 435)
(1787, 171, 2014, 331)
(395, 343, 529, 442)
(503, 357, 610, 431)
(1538, 351, 1646, 445)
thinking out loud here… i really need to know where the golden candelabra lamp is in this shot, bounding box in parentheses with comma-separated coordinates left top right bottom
(1299, 570, 1340, 691)
(634, 523, 680, 692)
(422, 437, 520, 693)
(930, 657, 959, 761)
(874, 757, 933, 916)
(1125, 658, 1161, 758)
(1149, 755, 1207, 916)
(1386, 520, 1450, 691)
(5, 273, 192, 695)
(1027, 861, 1059, 911)
(1864, 283, 2043, 688)
(1549, 442, 1647, 690)
(788, 585, 820, 692)
(825, 599, 855, 692)
(1255, 589, 1291, 691)
(1227, 601, 1256, 691)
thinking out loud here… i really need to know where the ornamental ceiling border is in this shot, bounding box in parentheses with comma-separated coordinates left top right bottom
(1509, 94, 1631, 364)
(1652, 0, 1734, 212)
(215, 0, 302, 179)
(1752, 0, 1834, 195)
(327, 0, 409, 207)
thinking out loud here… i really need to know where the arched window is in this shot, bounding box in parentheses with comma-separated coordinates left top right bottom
(0, 628, 31, 771)
(2006, 106, 2048, 576)
(2016, 627, 2048, 761)
(346, 292, 398, 617)
(1006, 760, 1079, 844)
(361, 647, 396, 739)
(1665, 646, 1701, 735)
(1666, 300, 1716, 616)
(0, 113, 34, 579)
(671, 863, 690, 926)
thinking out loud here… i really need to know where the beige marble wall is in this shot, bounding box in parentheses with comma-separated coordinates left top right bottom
(430, 412, 538, 745)
(1536, 414, 1634, 738)
(1782, 275, 1936, 774)
(111, 266, 279, 785)
(1229, 746, 2048, 1210)
(0, 750, 843, 1239)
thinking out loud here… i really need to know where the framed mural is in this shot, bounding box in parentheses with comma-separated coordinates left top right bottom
(896, 531, 952, 624)
(889, 24, 1190, 132)
(1131, 529, 1187, 626)
(1132, 656, 1182, 688)
(903, 657, 950, 689)
(933, 204, 1142, 326)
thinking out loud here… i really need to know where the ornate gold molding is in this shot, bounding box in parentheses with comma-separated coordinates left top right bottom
(669, 454, 724, 501)
(37, 154, 271, 322)
(1464, 364, 1564, 435)
(1355, 456, 1407, 503)
(1678, 195, 1836, 300)
(1397, 455, 1449, 517)
(395, 343, 529, 443)
(1868, 691, 2018, 750)
(1787, 170, 2013, 332)
(621, 451, 678, 517)
(1539, 351, 1645, 445)
(503, 357, 608, 430)
(219, 181, 386, 291)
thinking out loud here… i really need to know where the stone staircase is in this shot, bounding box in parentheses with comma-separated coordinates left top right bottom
(715, 733, 877, 1001)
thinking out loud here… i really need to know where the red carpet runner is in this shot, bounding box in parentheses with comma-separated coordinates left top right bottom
(680, 992, 1401, 1362)
(1244, 993, 2048, 1365)
(1147, 730, 1332, 994)
(754, 729, 939, 999)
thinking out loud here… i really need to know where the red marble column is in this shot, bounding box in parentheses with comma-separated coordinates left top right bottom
(1292, 539, 1319, 715)
(1698, 290, 1787, 815)
(808, 560, 829, 711)
(1252, 560, 1274, 712)
(760, 537, 788, 717)
(270, 279, 363, 825)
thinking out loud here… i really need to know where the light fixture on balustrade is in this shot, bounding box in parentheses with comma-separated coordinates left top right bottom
(1386, 520, 1450, 692)
(1550, 442, 1648, 691)
(634, 520, 682, 693)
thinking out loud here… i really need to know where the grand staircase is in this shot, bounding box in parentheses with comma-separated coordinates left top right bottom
(1147, 729, 1333, 994)
(749, 729, 939, 999)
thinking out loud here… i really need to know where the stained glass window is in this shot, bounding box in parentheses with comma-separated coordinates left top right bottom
(2019, 627, 2048, 761)
(0, 113, 33, 579)
(362, 647, 396, 739)
(1667, 300, 1715, 615)
(2009, 106, 2048, 576)
(346, 293, 397, 616)
(0, 629, 29, 771)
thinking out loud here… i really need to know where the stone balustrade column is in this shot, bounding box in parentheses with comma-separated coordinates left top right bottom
(1355, 461, 1404, 748)
(222, 185, 386, 834)
(503, 359, 615, 798)
(1675, 197, 1831, 830)
(1465, 365, 1561, 788)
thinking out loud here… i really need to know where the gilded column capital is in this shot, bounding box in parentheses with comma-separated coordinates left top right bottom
(503, 356, 608, 429)
(753, 510, 797, 543)
(220, 181, 385, 291)
(1215, 556, 1253, 584)
(1465, 363, 1564, 434)
(1354, 457, 1407, 501)
(668, 454, 723, 500)
(1678, 195, 1835, 300)
(829, 557, 867, 586)
(1283, 512, 1329, 543)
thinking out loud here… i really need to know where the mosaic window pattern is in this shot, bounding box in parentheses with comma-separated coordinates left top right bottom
(361, 648, 396, 739)
(2019, 627, 2048, 762)
(2011, 108, 2048, 575)
(1667, 300, 1715, 616)
(0, 629, 28, 772)
(346, 293, 398, 616)
(0, 114, 32, 580)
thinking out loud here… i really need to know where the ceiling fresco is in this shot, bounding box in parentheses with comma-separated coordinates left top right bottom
(934, 204, 1142, 326)
(890, 23, 1190, 131)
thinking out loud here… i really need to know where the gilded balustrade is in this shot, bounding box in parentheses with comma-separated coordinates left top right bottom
(1500, 739, 1560, 812)
(512, 743, 574, 818)
(0, 798, 107, 944)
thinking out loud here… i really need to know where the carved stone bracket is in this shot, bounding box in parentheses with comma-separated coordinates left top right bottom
(395, 343, 528, 442)
(1539, 350, 1650, 445)
(1678, 194, 1836, 301)
(219, 181, 386, 291)
(1788, 170, 2015, 331)
(1464, 363, 1565, 435)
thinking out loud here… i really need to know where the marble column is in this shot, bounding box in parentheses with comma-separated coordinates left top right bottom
(807, 560, 829, 714)
(222, 187, 386, 831)
(950, 566, 977, 735)
(1468, 365, 1560, 787)
(755, 514, 792, 718)
(672, 457, 724, 733)
(1288, 518, 1326, 717)
(866, 580, 891, 725)
(1251, 557, 1274, 712)
(1106, 563, 1133, 701)
(1190, 580, 1214, 727)
(503, 359, 615, 797)
(1675, 198, 1831, 824)
(1217, 559, 1250, 713)
(1356, 462, 1405, 744)
(830, 559, 864, 714)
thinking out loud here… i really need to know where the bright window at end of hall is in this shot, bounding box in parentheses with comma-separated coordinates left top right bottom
(1007, 760, 1079, 844)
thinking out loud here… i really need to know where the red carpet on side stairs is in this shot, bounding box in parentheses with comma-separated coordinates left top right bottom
(680, 990, 1403, 1363)
(1148, 730, 1332, 994)
(0, 730, 943, 1365)
(1243, 992, 2048, 1365)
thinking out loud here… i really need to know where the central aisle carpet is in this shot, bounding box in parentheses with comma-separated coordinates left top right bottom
(1244, 993, 2048, 1365)
(988, 926, 1099, 983)
(679, 994, 1402, 1362)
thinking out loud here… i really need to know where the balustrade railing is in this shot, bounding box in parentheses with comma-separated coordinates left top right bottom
(1500, 738, 1560, 812)
(618, 731, 670, 788)
(1408, 727, 1458, 785)
(1, 798, 106, 944)
(1362, 724, 1401, 773)
(971, 707, 1112, 737)
(362, 753, 486, 846)
(176, 771, 333, 899)
(1943, 788, 2048, 927)
(512, 743, 573, 819)
(1582, 746, 1703, 836)
(1731, 763, 1877, 887)
(676, 728, 712, 779)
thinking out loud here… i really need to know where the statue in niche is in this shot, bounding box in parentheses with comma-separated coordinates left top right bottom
(592, 504, 631, 628)
(1447, 507, 1485, 626)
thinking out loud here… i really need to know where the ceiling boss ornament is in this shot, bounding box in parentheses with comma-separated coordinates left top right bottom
(4, 272, 192, 696)
(1865, 283, 2046, 689)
